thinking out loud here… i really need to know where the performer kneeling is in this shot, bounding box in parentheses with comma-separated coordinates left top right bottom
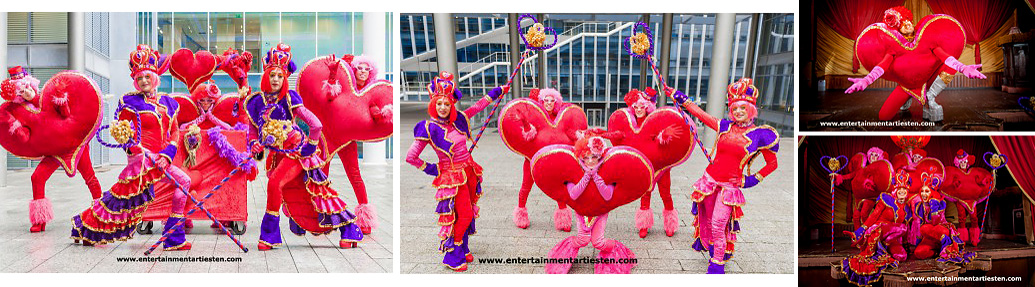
(70, 45, 192, 250)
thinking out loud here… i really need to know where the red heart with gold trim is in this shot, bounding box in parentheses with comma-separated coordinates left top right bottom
(0, 72, 103, 176)
(607, 107, 695, 177)
(855, 15, 966, 103)
(296, 55, 393, 156)
(169, 49, 219, 93)
(499, 98, 588, 159)
(531, 145, 655, 216)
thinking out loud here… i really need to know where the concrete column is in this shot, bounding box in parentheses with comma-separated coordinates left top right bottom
(743, 13, 761, 79)
(68, 12, 85, 72)
(536, 14, 548, 88)
(0, 12, 7, 187)
(658, 13, 673, 106)
(508, 13, 523, 98)
(432, 13, 457, 77)
(704, 13, 736, 145)
(362, 12, 388, 165)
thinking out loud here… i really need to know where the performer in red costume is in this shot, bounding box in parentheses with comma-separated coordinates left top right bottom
(542, 133, 639, 274)
(1, 67, 104, 233)
(847, 6, 986, 121)
(670, 78, 779, 274)
(406, 71, 507, 271)
(602, 88, 694, 238)
(500, 88, 586, 231)
(175, 81, 238, 130)
(70, 45, 192, 250)
(834, 147, 893, 230)
(941, 149, 994, 246)
(244, 43, 364, 250)
(907, 172, 975, 263)
(841, 171, 914, 286)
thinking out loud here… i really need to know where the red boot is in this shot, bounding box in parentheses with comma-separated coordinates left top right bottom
(30, 223, 46, 233)
(258, 242, 275, 251)
(969, 227, 981, 246)
(453, 265, 468, 272)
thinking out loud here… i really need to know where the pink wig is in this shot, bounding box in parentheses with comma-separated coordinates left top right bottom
(1, 75, 41, 102)
(624, 89, 657, 115)
(536, 88, 563, 113)
(131, 70, 162, 93)
(867, 147, 886, 162)
(351, 55, 379, 89)
(727, 101, 757, 123)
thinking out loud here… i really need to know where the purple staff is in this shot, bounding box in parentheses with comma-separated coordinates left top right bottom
(625, 22, 712, 164)
(820, 155, 847, 253)
(979, 152, 1008, 236)
(470, 14, 557, 151)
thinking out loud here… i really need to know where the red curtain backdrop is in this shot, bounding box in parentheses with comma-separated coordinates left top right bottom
(801, 136, 997, 227)
(990, 136, 1035, 243)
(816, 0, 905, 73)
(927, 0, 1014, 69)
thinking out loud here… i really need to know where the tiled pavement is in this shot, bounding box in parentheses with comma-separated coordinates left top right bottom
(0, 154, 393, 273)
(399, 107, 795, 274)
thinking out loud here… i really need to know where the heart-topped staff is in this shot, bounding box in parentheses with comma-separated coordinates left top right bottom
(1019, 96, 1035, 117)
(625, 22, 712, 164)
(979, 152, 1008, 235)
(470, 14, 557, 151)
(820, 155, 847, 253)
(97, 108, 251, 254)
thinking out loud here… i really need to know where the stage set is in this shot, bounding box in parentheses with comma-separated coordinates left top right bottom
(797, 136, 1035, 286)
(800, 0, 1035, 131)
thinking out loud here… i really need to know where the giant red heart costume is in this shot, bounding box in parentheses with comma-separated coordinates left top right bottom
(844, 153, 894, 229)
(531, 145, 655, 217)
(855, 15, 966, 105)
(147, 129, 251, 222)
(0, 72, 102, 176)
(499, 97, 587, 159)
(606, 107, 695, 179)
(296, 55, 393, 155)
(941, 166, 994, 222)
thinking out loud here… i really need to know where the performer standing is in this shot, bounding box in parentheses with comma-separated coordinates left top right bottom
(70, 45, 193, 250)
(544, 133, 637, 274)
(670, 78, 779, 274)
(406, 71, 507, 271)
(243, 43, 364, 250)
(1, 67, 103, 233)
(510, 88, 578, 231)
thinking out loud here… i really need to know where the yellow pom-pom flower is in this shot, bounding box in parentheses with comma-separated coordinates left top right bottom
(525, 23, 547, 48)
(261, 119, 293, 148)
(110, 120, 135, 144)
(630, 32, 650, 56)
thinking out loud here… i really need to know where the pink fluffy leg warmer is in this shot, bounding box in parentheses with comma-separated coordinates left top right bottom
(513, 206, 530, 229)
(663, 209, 679, 236)
(554, 207, 572, 232)
(545, 236, 584, 274)
(595, 240, 637, 274)
(635, 208, 654, 231)
(29, 198, 53, 225)
(355, 203, 379, 230)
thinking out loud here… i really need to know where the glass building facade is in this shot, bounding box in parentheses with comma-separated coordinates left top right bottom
(400, 13, 793, 134)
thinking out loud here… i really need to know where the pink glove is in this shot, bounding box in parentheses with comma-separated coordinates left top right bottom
(845, 66, 884, 94)
(944, 56, 986, 79)
(832, 174, 844, 186)
(522, 126, 537, 141)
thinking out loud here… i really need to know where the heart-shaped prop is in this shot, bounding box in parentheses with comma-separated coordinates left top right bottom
(531, 145, 655, 217)
(0, 72, 103, 176)
(296, 55, 394, 156)
(518, 14, 558, 50)
(820, 155, 848, 174)
(851, 159, 894, 200)
(983, 152, 1008, 170)
(169, 49, 219, 93)
(855, 15, 965, 103)
(217, 48, 253, 88)
(625, 22, 655, 59)
(942, 165, 994, 212)
(498, 98, 587, 159)
(607, 107, 695, 177)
